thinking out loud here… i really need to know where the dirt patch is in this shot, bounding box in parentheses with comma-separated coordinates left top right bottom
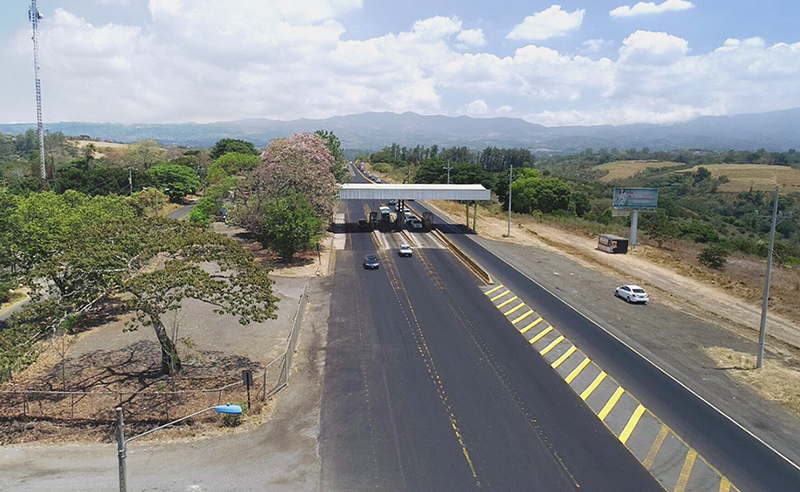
(704, 347, 800, 416)
(677, 164, 800, 192)
(593, 160, 684, 182)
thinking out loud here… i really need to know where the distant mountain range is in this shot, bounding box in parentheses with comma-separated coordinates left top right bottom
(2, 108, 799, 154)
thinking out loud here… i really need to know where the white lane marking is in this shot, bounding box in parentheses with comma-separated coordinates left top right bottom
(422, 201, 800, 474)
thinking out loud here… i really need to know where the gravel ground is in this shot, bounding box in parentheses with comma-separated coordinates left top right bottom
(0, 276, 329, 491)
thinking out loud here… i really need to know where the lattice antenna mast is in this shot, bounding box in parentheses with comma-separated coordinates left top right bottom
(29, 0, 46, 182)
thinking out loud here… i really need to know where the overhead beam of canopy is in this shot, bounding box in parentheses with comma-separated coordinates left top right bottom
(338, 183, 491, 201)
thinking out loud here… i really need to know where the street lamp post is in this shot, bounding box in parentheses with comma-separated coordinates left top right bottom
(116, 403, 243, 492)
(755, 187, 791, 368)
(505, 163, 513, 237)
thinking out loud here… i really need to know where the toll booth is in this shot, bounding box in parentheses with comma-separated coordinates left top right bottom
(598, 234, 629, 254)
(422, 211, 434, 230)
(369, 211, 378, 229)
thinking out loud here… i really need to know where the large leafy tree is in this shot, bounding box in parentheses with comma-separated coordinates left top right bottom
(210, 139, 259, 159)
(511, 176, 572, 214)
(3, 192, 278, 375)
(236, 191, 323, 262)
(146, 163, 201, 202)
(315, 130, 349, 183)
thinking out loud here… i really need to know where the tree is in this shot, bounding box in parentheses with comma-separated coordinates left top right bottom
(128, 140, 164, 170)
(643, 211, 678, 248)
(210, 139, 259, 159)
(238, 133, 338, 221)
(511, 176, 571, 214)
(145, 163, 201, 202)
(11, 193, 278, 375)
(236, 192, 324, 262)
(698, 245, 729, 270)
(571, 192, 592, 218)
(315, 130, 349, 183)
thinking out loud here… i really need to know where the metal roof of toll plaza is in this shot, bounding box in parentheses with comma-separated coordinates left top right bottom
(338, 183, 491, 201)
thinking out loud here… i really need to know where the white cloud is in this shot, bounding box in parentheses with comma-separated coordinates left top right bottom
(464, 100, 489, 115)
(618, 30, 689, 65)
(456, 29, 487, 48)
(3, 2, 800, 127)
(582, 38, 611, 54)
(507, 5, 585, 41)
(610, 0, 694, 19)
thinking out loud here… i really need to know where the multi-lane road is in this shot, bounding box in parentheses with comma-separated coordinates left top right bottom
(318, 170, 800, 491)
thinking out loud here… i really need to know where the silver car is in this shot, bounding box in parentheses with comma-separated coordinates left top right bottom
(399, 244, 413, 257)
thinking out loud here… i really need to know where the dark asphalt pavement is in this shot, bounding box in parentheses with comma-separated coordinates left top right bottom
(408, 201, 800, 491)
(319, 196, 662, 490)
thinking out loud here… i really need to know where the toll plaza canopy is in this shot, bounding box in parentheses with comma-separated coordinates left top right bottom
(338, 183, 491, 201)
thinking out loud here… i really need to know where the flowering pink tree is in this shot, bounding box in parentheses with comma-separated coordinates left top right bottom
(233, 134, 338, 253)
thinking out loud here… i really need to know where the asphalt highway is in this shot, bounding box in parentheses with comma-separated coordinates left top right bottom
(407, 200, 800, 491)
(319, 196, 662, 488)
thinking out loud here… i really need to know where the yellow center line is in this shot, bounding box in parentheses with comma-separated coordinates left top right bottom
(598, 387, 625, 420)
(674, 449, 698, 492)
(718, 477, 731, 492)
(565, 357, 591, 383)
(539, 335, 565, 355)
(551, 345, 577, 368)
(504, 302, 526, 316)
(529, 325, 553, 345)
(490, 290, 511, 302)
(643, 424, 670, 469)
(580, 371, 607, 400)
(485, 285, 504, 296)
(496, 295, 518, 309)
(511, 309, 535, 324)
(618, 404, 647, 444)
(520, 317, 544, 334)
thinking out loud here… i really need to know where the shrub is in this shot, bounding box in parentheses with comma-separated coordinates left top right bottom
(679, 219, 720, 243)
(698, 245, 729, 270)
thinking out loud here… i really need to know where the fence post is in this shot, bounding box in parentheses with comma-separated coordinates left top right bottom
(262, 368, 267, 400)
(23, 392, 27, 418)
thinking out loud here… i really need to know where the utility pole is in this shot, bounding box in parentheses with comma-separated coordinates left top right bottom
(29, 0, 47, 184)
(443, 162, 452, 185)
(128, 168, 133, 195)
(756, 187, 781, 369)
(506, 163, 513, 237)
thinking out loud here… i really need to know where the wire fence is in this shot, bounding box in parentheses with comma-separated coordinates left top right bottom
(0, 281, 309, 425)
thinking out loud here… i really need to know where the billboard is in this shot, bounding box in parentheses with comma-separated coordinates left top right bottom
(613, 188, 658, 211)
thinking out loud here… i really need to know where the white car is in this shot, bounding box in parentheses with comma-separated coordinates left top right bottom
(409, 220, 423, 230)
(399, 244, 413, 257)
(615, 285, 649, 304)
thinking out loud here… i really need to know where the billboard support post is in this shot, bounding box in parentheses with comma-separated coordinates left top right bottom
(630, 210, 639, 248)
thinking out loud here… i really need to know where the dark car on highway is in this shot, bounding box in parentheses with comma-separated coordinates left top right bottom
(363, 254, 380, 269)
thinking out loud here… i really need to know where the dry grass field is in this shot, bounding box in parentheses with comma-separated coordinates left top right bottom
(679, 164, 800, 192)
(74, 139, 130, 150)
(593, 160, 684, 181)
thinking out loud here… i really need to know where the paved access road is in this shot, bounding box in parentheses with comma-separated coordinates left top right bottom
(319, 195, 662, 490)
(405, 201, 800, 491)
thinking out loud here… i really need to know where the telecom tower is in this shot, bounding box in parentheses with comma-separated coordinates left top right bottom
(29, 0, 46, 182)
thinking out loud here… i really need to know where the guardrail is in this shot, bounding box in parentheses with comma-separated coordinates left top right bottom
(430, 228, 493, 285)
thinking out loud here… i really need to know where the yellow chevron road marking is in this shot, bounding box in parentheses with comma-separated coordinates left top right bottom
(539, 335, 565, 356)
(485, 285, 504, 296)
(528, 325, 553, 345)
(619, 404, 646, 444)
(504, 303, 526, 316)
(718, 477, 731, 492)
(496, 295, 518, 308)
(490, 290, 511, 302)
(598, 387, 625, 420)
(580, 371, 607, 400)
(674, 449, 698, 492)
(512, 309, 535, 325)
(551, 346, 577, 368)
(643, 424, 670, 469)
(520, 317, 543, 334)
(565, 357, 591, 383)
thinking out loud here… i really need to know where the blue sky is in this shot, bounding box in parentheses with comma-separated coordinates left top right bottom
(2, 1, 800, 126)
